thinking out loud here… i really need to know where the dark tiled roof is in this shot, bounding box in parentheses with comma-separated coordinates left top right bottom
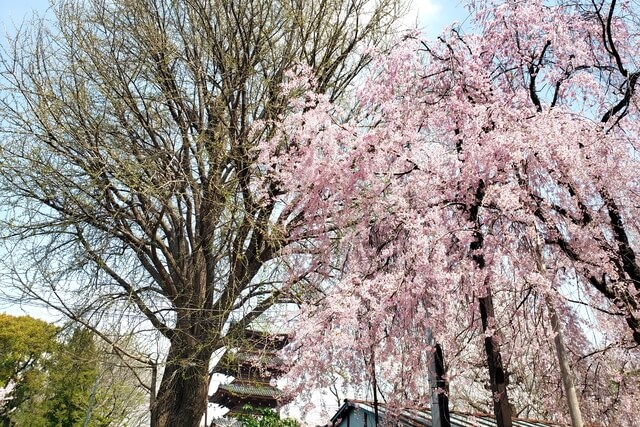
(331, 400, 563, 427)
(217, 383, 281, 398)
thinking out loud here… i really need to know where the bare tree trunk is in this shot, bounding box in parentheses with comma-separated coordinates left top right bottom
(150, 363, 157, 423)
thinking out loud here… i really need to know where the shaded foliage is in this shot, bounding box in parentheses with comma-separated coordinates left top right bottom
(1, 316, 144, 427)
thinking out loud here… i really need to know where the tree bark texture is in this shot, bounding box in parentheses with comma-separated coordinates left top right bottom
(152, 331, 217, 427)
(479, 291, 513, 427)
(469, 180, 512, 427)
(430, 343, 451, 427)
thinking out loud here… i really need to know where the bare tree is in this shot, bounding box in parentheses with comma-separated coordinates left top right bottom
(0, 0, 402, 425)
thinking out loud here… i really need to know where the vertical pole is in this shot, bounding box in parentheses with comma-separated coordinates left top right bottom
(548, 304, 584, 427)
(82, 373, 100, 427)
(371, 354, 380, 425)
(535, 237, 584, 427)
(150, 363, 157, 427)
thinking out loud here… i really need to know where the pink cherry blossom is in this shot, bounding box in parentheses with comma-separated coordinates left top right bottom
(262, 1, 640, 424)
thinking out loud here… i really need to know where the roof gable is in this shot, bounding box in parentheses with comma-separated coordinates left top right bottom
(330, 400, 563, 427)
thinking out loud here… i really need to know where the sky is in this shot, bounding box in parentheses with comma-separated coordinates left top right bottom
(409, 0, 470, 36)
(0, 0, 52, 28)
(0, 0, 470, 38)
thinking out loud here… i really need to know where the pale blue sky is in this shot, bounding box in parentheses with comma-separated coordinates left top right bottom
(409, 0, 471, 37)
(0, 0, 470, 38)
(0, 0, 51, 27)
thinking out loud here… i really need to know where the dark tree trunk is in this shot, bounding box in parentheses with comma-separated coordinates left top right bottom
(151, 331, 214, 427)
(430, 343, 450, 427)
(479, 291, 512, 427)
(469, 180, 512, 427)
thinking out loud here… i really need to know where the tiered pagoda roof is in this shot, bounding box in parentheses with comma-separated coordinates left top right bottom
(210, 329, 289, 416)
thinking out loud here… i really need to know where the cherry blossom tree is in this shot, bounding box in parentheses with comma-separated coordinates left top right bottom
(262, 0, 640, 425)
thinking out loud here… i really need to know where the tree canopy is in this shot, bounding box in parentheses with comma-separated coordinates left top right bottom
(0, 0, 402, 425)
(0, 313, 58, 424)
(0, 315, 145, 426)
(263, 0, 640, 425)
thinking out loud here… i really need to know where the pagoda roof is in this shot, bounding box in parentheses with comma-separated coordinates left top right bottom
(217, 383, 281, 398)
(210, 382, 281, 414)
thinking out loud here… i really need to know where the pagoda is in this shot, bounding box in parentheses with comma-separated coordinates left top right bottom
(211, 329, 289, 416)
